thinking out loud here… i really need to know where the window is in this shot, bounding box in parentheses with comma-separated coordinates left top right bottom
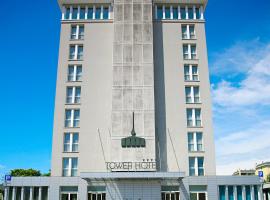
(181, 8, 186, 19)
(195, 109, 202, 126)
(188, 7, 194, 19)
(186, 108, 202, 127)
(196, 8, 200, 19)
(64, 133, 79, 152)
(198, 157, 204, 176)
(237, 186, 243, 200)
(103, 7, 109, 19)
(95, 7, 101, 19)
(71, 26, 77, 40)
(219, 186, 225, 200)
(191, 45, 197, 59)
(188, 132, 203, 152)
(77, 45, 83, 60)
(161, 192, 180, 200)
(193, 87, 200, 103)
(69, 46, 76, 60)
(157, 6, 163, 19)
(189, 157, 196, 176)
(65, 7, 71, 19)
(184, 65, 199, 81)
(161, 186, 180, 200)
(184, 65, 190, 81)
(69, 45, 83, 60)
(185, 86, 192, 103)
(165, 7, 170, 19)
(155, 5, 191, 20)
(192, 66, 199, 81)
(78, 26, 84, 39)
(61, 193, 77, 200)
(70, 25, 84, 40)
(65, 109, 80, 128)
(254, 185, 259, 200)
(189, 157, 204, 176)
(185, 86, 200, 103)
(88, 193, 106, 200)
(182, 25, 195, 39)
(72, 7, 78, 19)
(182, 25, 188, 39)
(173, 7, 178, 19)
(188, 133, 195, 151)
(66, 86, 81, 104)
(183, 45, 189, 59)
(190, 192, 206, 200)
(246, 186, 251, 200)
(228, 186, 234, 200)
(88, 7, 94, 19)
(196, 133, 203, 151)
(79, 7, 85, 19)
(63, 5, 110, 20)
(62, 157, 78, 177)
(189, 26, 195, 39)
(183, 44, 197, 60)
(68, 65, 82, 82)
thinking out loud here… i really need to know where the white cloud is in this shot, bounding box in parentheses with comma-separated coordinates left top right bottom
(210, 39, 270, 76)
(212, 42, 270, 107)
(216, 120, 270, 175)
(210, 39, 270, 175)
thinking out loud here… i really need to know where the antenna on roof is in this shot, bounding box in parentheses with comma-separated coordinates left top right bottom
(131, 111, 136, 136)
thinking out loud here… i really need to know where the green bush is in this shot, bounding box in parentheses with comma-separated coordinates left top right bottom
(10, 169, 41, 177)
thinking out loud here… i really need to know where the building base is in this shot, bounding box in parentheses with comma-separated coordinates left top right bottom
(3, 173, 263, 200)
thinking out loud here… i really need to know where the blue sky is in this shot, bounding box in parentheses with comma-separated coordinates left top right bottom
(0, 0, 270, 178)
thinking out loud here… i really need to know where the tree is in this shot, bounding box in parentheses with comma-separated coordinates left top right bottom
(42, 170, 51, 177)
(0, 184, 3, 196)
(266, 174, 270, 183)
(10, 169, 41, 177)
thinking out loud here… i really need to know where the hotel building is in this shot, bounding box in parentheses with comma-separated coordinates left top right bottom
(4, 0, 263, 200)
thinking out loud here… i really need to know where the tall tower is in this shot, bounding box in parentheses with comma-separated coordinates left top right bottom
(51, 0, 216, 177)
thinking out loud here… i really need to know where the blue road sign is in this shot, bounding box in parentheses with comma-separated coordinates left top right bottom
(258, 171, 264, 178)
(5, 175, 11, 181)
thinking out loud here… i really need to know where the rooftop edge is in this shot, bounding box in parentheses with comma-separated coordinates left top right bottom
(57, 0, 208, 9)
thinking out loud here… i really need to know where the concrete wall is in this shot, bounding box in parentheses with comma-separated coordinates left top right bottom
(110, 0, 156, 166)
(51, 21, 114, 176)
(153, 20, 216, 175)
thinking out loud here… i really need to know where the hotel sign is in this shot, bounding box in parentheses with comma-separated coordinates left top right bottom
(106, 160, 156, 171)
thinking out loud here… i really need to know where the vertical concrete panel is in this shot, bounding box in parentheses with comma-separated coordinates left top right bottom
(111, 0, 155, 166)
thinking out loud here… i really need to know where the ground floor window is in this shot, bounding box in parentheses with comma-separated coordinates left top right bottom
(161, 186, 180, 200)
(190, 192, 206, 200)
(88, 186, 106, 200)
(189, 185, 207, 200)
(61, 193, 77, 200)
(6, 186, 48, 200)
(219, 185, 260, 200)
(88, 192, 106, 200)
(161, 192, 180, 200)
(60, 186, 78, 200)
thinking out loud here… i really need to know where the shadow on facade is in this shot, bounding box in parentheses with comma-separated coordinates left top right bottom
(153, 22, 168, 172)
